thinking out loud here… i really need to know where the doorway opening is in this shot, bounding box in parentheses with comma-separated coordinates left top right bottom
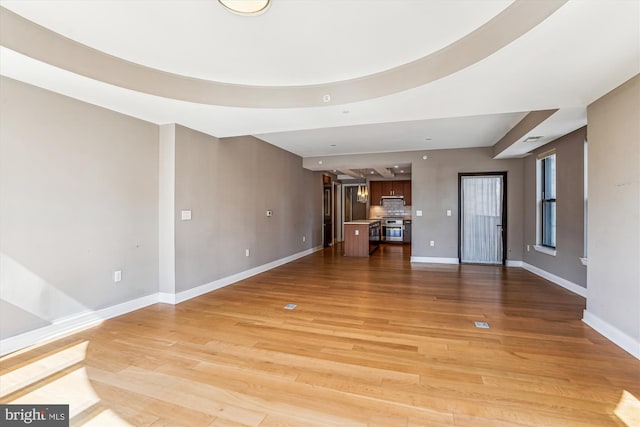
(458, 172, 507, 265)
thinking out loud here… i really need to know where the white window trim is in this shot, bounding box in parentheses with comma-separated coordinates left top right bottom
(534, 245, 557, 256)
(535, 149, 557, 253)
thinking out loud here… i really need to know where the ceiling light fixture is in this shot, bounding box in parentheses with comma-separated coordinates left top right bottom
(357, 184, 369, 204)
(218, 0, 271, 15)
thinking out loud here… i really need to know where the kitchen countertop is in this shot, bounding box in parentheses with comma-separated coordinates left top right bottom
(369, 217, 412, 221)
(344, 219, 381, 225)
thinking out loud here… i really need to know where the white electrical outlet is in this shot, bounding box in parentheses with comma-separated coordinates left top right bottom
(446, 210, 452, 217)
(429, 240, 435, 247)
(181, 210, 192, 221)
(114, 270, 122, 282)
(245, 249, 250, 257)
(302, 235, 306, 242)
(416, 210, 423, 217)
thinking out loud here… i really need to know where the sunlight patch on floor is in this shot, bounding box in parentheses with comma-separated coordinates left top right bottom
(614, 390, 640, 427)
(0, 341, 88, 398)
(0, 340, 132, 426)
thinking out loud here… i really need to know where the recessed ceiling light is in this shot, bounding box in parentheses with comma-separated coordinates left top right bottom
(318, 160, 323, 165)
(394, 165, 399, 168)
(370, 171, 375, 174)
(400, 170, 405, 173)
(422, 155, 428, 160)
(332, 169, 337, 172)
(218, 0, 270, 15)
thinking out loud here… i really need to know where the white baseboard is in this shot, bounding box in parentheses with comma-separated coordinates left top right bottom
(521, 262, 587, 297)
(0, 246, 324, 356)
(410, 257, 459, 264)
(0, 293, 159, 356)
(506, 260, 523, 267)
(583, 310, 640, 360)
(172, 246, 323, 304)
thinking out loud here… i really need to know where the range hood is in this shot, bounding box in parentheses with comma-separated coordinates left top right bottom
(381, 195, 405, 206)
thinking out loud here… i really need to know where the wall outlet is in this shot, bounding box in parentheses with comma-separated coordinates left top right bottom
(416, 210, 423, 217)
(355, 230, 359, 236)
(446, 209, 452, 217)
(181, 210, 192, 221)
(429, 240, 435, 247)
(114, 270, 122, 282)
(245, 249, 250, 257)
(302, 235, 306, 242)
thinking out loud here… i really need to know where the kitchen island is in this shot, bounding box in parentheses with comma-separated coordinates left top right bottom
(343, 219, 380, 256)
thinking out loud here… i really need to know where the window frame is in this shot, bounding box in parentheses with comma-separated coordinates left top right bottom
(540, 154, 557, 249)
(534, 150, 557, 256)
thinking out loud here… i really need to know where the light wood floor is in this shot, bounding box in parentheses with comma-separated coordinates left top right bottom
(2, 244, 639, 426)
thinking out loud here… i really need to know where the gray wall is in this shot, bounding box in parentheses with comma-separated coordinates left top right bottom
(173, 126, 322, 292)
(411, 147, 524, 261)
(523, 127, 587, 287)
(0, 77, 159, 339)
(586, 75, 640, 343)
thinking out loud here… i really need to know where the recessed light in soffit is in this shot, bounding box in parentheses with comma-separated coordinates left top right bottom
(218, 0, 270, 15)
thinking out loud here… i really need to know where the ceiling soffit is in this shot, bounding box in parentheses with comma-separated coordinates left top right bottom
(0, 0, 567, 108)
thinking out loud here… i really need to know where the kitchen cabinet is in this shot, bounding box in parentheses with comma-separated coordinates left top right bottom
(402, 181, 412, 205)
(369, 180, 412, 205)
(344, 220, 380, 256)
(370, 182, 383, 206)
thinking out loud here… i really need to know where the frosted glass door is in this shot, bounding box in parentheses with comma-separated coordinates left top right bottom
(460, 175, 504, 264)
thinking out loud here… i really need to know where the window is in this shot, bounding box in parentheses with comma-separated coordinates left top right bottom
(540, 153, 556, 248)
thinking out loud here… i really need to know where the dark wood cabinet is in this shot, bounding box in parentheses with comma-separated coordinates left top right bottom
(402, 181, 412, 206)
(368, 180, 411, 205)
(370, 181, 383, 206)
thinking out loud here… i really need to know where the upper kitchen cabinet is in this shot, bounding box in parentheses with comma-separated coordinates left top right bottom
(370, 182, 383, 206)
(402, 181, 412, 206)
(369, 180, 412, 205)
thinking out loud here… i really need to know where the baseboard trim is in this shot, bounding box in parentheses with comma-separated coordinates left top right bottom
(172, 245, 324, 304)
(410, 257, 459, 264)
(506, 260, 523, 267)
(0, 293, 159, 356)
(521, 262, 587, 297)
(583, 310, 640, 360)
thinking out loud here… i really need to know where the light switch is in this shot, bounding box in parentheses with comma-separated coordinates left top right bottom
(430, 240, 435, 247)
(181, 210, 192, 221)
(416, 210, 423, 217)
(355, 230, 359, 236)
(114, 270, 122, 282)
(446, 210, 452, 217)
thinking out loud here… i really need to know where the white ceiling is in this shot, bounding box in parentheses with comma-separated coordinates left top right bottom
(1, 0, 638, 169)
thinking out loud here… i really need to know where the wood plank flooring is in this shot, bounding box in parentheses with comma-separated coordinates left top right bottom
(2, 244, 639, 426)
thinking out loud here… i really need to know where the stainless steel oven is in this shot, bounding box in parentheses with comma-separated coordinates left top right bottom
(381, 218, 403, 242)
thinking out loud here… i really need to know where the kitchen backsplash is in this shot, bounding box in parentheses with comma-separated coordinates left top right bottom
(370, 200, 411, 218)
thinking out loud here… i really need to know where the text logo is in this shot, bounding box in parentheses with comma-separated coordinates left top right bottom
(1, 405, 69, 426)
